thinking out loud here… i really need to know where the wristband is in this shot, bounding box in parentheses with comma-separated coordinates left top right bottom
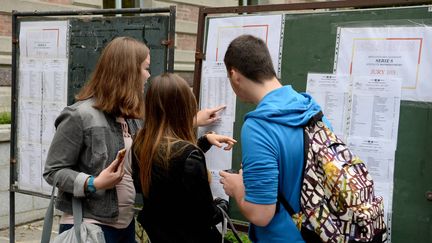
(87, 176, 96, 193)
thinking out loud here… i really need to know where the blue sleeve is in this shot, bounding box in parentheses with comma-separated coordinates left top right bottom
(241, 119, 278, 205)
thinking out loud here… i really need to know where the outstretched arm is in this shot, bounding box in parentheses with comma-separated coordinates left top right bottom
(205, 133, 237, 151)
(195, 105, 226, 127)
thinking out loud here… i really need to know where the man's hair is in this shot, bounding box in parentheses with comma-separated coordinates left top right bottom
(133, 73, 198, 195)
(224, 35, 276, 83)
(76, 36, 149, 118)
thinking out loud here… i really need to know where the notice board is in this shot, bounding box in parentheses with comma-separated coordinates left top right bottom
(197, 3, 432, 242)
(14, 13, 171, 196)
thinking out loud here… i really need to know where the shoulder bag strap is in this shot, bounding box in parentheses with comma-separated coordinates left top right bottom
(41, 175, 60, 243)
(72, 197, 83, 243)
(216, 205, 243, 243)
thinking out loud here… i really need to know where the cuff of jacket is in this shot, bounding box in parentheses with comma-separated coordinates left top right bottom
(74, 172, 90, 197)
(197, 135, 212, 153)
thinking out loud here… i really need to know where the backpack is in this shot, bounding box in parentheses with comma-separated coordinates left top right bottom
(278, 111, 387, 243)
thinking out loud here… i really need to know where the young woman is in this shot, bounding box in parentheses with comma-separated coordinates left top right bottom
(132, 73, 236, 243)
(43, 36, 149, 243)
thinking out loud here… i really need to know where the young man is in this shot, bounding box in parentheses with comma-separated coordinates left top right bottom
(219, 35, 324, 242)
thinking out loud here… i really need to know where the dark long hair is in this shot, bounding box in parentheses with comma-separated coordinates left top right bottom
(133, 73, 198, 195)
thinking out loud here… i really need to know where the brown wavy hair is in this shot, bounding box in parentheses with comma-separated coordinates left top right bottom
(133, 73, 198, 195)
(75, 36, 149, 118)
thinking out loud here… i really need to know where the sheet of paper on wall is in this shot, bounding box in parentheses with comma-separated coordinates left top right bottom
(306, 73, 351, 140)
(18, 143, 42, 192)
(42, 59, 68, 103)
(18, 58, 43, 101)
(209, 170, 229, 201)
(334, 26, 432, 102)
(205, 14, 283, 76)
(200, 61, 236, 122)
(17, 20, 69, 194)
(349, 76, 402, 150)
(198, 119, 234, 201)
(41, 145, 53, 194)
(198, 120, 234, 171)
(18, 100, 41, 144)
(347, 137, 395, 225)
(19, 21, 69, 59)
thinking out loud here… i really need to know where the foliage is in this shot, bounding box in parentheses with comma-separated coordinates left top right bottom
(0, 112, 11, 124)
(224, 229, 252, 243)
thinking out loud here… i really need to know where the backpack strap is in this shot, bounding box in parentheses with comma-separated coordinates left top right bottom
(308, 110, 323, 125)
(278, 110, 323, 217)
(277, 192, 296, 216)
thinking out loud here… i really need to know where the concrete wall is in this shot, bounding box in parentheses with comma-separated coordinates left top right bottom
(0, 125, 51, 230)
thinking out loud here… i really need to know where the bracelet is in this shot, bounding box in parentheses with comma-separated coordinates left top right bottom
(87, 176, 96, 193)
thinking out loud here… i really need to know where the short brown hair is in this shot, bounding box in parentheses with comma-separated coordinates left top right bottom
(224, 35, 276, 83)
(76, 36, 149, 118)
(133, 73, 198, 195)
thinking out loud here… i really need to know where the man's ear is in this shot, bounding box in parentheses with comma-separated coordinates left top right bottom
(229, 68, 241, 85)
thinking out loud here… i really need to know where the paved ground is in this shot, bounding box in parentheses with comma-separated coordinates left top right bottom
(0, 217, 59, 243)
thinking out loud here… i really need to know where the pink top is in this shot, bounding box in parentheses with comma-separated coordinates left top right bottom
(60, 117, 136, 229)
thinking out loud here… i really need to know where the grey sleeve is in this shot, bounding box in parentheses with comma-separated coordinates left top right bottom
(43, 107, 89, 197)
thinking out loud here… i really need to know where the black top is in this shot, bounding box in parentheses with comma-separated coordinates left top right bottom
(132, 136, 226, 243)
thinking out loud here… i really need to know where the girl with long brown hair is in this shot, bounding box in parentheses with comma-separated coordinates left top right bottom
(44, 36, 150, 243)
(133, 73, 236, 242)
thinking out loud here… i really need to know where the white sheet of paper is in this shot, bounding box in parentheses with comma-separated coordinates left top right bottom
(348, 136, 394, 225)
(205, 14, 283, 75)
(19, 21, 68, 59)
(18, 143, 42, 192)
(306, 73, 351, 139)
(200, 61, 236, 122)
(18, 101, 42, 143)
(335, 26, 432, 101)
(349, 76, 401, 148)
(42, 59, 68, 102)
(198, 120, 235, 171)
(42, 103, 64, 145)
(41, 145, 53, 194)
(17, 20, 69, 194)
(19, 58, 43, 101)
(209, 170, 229, 201)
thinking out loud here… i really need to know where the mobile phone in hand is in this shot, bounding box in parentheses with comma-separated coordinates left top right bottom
(113, 149, 126, 171)
(223, 169, 239, 174)
(116, 148, 126, 162)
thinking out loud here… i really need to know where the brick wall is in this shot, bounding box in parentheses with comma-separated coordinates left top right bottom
(176, 3, 199, 22)
(176, 33, 197, 51)
(0, 14, 11, 37)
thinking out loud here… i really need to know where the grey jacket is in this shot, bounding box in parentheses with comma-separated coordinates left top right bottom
(43, 98, 142, 223)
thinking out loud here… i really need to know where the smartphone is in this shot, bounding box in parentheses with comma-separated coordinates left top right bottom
(223, 169, 239, 174)
(116, 148, 126, 162)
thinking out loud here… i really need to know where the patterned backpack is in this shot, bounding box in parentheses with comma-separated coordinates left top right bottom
(278, 111, 387, 243)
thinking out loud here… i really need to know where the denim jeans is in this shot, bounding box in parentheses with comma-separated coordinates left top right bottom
(59, 220, 136, 243)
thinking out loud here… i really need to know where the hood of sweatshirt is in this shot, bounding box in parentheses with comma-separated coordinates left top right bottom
(245, 85, 321, 127)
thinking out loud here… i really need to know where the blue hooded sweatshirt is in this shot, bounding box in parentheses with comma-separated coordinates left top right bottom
(242, 85, 323, 242)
